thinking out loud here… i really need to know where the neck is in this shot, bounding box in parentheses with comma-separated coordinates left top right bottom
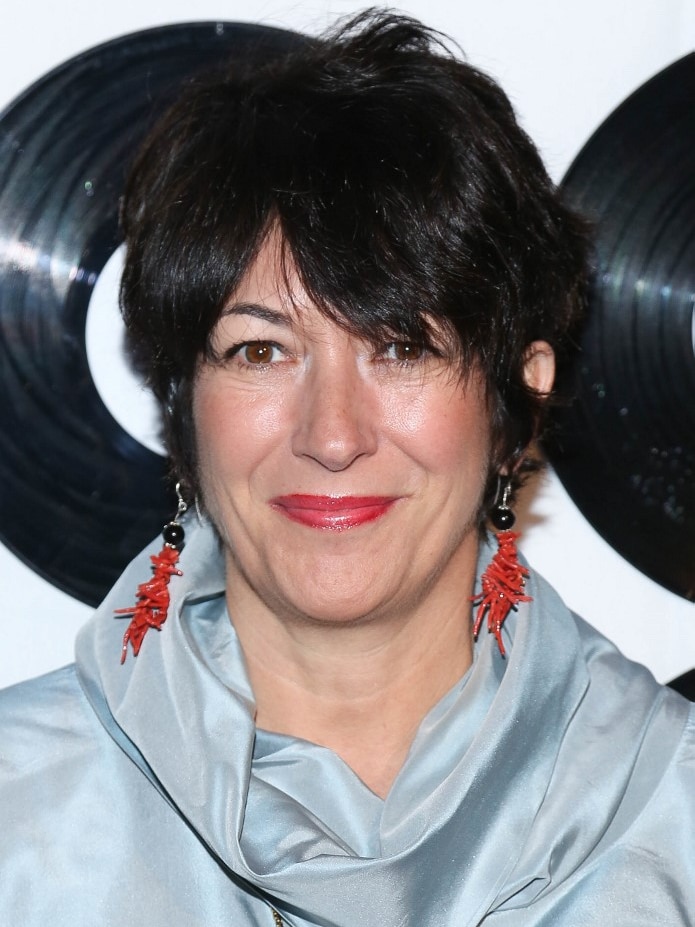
(226, 558, 477, 798)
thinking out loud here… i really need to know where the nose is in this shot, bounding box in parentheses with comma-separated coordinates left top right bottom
(291, 354, 378, 471)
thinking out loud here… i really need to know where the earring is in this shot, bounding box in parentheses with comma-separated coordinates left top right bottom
(471, 477, 531, 657)
(116, 483, 188, 663)
(490, 477, 515, 531)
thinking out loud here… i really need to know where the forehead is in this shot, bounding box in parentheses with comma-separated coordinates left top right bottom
(220, 227, 464, 363)
(225, 230, 379, 344)
(225, 232, 317, 319)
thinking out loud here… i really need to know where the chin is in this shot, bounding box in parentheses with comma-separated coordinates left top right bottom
(282, 587, 386, 628)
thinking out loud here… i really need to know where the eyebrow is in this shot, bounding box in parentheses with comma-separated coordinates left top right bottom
(222, 302, 292, 327)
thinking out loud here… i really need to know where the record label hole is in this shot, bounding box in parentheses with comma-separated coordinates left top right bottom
(85, 246, 166, 456)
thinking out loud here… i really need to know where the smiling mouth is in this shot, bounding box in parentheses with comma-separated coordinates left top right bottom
(269, 494, 398, 529)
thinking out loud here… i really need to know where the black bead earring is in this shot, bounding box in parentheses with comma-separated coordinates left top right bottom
(490, 477, 515, 530)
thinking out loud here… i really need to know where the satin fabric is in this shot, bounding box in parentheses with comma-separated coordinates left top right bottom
(1, 515, 694, 925)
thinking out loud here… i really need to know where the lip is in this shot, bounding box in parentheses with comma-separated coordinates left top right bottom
(269, 494, 398, 529)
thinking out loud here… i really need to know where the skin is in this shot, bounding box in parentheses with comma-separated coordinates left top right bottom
(193, 235, 554, 797)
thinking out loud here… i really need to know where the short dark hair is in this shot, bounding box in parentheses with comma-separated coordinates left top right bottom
(120, 9, 589, 514)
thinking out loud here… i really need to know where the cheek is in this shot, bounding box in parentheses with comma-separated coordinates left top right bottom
(384, 379, 492, 478)
(192, 376, 291, 491)
(192, 380, 243, 496)
(191, 394, 219, 506)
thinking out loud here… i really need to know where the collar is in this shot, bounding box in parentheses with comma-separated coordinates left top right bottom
(75, 518, 675, 926)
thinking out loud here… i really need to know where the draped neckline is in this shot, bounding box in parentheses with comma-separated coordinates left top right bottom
(76, 516, 674, 926)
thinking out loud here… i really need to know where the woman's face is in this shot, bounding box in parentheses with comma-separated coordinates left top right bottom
(193, 238, 494, 628)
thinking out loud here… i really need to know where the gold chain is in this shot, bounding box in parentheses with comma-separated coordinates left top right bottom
(271, 909, 284, 926)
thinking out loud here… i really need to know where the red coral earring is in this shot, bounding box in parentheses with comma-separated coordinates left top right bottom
(115, 483, 187, 663)
(471, 478, 531, 657)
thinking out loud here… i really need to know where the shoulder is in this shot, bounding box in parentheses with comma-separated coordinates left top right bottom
(0, 665, 105, 777)
(571, 608, 692, 742)
(0, 665, 119, 891)
(565, 613, 695, 892)
(548, 702, 695, 920)
(499, 588, 695, 917)
(0, 663, 83, 708)
(567, 607, 694, 795)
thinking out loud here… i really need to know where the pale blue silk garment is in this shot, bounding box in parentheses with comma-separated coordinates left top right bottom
(1, 516, 694, 925)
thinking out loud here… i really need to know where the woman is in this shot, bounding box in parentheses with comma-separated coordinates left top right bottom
(2, 10, 694, 925)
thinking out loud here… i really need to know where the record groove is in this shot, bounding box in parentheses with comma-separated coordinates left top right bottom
(549, 53, 695, 601)
(0, 22, 302, 605)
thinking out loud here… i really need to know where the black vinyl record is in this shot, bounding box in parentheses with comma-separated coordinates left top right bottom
(0, 22, 301, 606)
(549, 53, 695, 601)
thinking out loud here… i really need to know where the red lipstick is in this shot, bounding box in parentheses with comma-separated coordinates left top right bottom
(269, 494, 397, 529)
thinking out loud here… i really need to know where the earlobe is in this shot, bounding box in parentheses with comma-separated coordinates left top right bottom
(523, 340, 555, 397)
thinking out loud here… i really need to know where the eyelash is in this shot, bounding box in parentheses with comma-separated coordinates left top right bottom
(378, 342, 427, 365)
(225, 341, 287, 367)
(223, 339, 431, 370)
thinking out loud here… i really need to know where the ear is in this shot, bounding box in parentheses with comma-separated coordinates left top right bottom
(523, 340, 555, 397)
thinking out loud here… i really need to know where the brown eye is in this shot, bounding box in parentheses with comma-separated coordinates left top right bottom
(385, 341, 424, 362)
(243, 342, 277, 364)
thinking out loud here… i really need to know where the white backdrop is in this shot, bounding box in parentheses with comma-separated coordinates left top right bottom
(1, 0, 694, 689)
